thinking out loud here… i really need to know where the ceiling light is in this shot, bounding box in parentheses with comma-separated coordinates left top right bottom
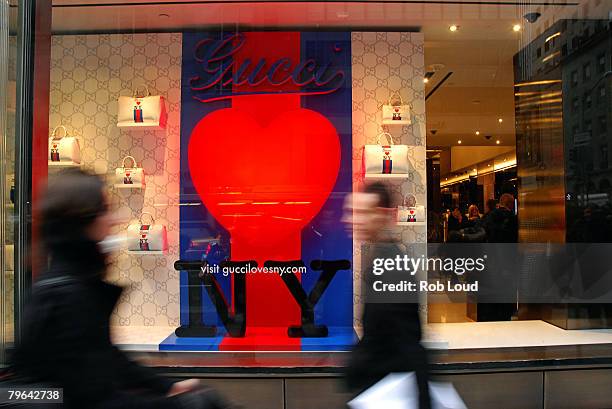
(449, 25, 459, 32)
(498, 118, 503, 123)
(473, 168, 477, 172)
(423, 77, 429, 84)
(496, 140, 501, 144)
(458, 140, 462, 144)
(475, 131, 480, 136)
(513, 24, 522, 32)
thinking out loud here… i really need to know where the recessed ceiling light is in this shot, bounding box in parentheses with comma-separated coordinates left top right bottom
(498, 118, 503, 123)
(513, 24, 522, 32)
(475, 131, 480, 136)
(496, 140, 501, 144)
(458, 140, 462, 144)
(158, 13, 170, 18)
(449, 25, 459, 32)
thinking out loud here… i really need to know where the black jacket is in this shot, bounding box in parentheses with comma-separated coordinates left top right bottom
(11, 241, 175, 409)
(345, 242, 430, 409)
(483, 207, 518, 243)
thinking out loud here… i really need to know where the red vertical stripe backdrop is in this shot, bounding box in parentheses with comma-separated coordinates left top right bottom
(219, 32, 302, 351)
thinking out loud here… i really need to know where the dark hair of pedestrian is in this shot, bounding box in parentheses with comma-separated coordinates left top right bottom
(39, 168, 107, 250)
(363, 182, 392, 209)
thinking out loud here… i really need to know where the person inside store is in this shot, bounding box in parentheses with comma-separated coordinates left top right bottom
(483, 193, 518, 243)
(9, 169, 237, 409)
(484, 198, 498, 216)
(478, 192, 519, 321)
(466, 204, 481, 227)
(342, 182, 431, 409)
(447, 206, 467, 233)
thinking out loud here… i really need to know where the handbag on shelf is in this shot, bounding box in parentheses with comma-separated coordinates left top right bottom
(126, 212, 168, 252)
(398, 195, 426, 223)
(114, 156, 145, 188)
(382, 91, 411, 125)
(364, 132, 409, 175)
(48, 125, 81, 165)
(117, 84, 167, 129)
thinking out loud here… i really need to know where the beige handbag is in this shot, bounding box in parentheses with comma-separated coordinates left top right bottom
(48, 126, 81, 165)
(382, 92, 411, 125)
(115, 156, 145, 188)
(127, 212, 168, 252)
(117, 84, 167, 129)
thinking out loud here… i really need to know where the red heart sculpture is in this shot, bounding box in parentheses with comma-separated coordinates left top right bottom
(188, 108, 340, 244)
(136, 101, 141, 105)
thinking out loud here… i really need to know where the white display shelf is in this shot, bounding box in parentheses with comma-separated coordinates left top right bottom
(127, 250, 167, 255)
(381, 121, 411, 126)
(364, 174, 410, 179)
(397, 221, 426, 226)
(117, 122, 166, 130)
(48, 161, 81, 168)
(114, 183, 145, 190)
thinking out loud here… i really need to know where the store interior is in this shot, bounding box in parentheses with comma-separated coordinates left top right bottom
(7, 0, 610, 351)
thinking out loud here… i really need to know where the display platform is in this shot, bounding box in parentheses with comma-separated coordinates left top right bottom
(112, 321, 612, 354)
(158, 327, 358, 352)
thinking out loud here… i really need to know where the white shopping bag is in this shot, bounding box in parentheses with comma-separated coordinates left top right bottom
(348, 373, 467, 409)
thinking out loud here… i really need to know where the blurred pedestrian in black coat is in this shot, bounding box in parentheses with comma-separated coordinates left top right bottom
(342, 183, 431, 409)
(11, 169, 234, 409)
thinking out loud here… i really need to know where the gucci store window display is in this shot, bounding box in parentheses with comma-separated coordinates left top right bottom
(4, 1, 612, 407)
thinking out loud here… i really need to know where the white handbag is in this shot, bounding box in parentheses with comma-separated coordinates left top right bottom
(115, 156, 145, 188)
(382, 92, 411, 125)
(364, 133, 409, 175)
(117, 85, 167, 129)
(48, 126, 81, 165)
(398, 194, 426, 223)
(127, 213, 168, 252)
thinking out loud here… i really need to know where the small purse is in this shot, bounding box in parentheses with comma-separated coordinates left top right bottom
(117, 84, 167, 129)
(115, 156, 145, 188)
(398, 194, 425, 223)
(48, 125, 81, 165)
(127, 212, 168, 252)
(363, 132, 409, 174)
(382, 92, 411, 125)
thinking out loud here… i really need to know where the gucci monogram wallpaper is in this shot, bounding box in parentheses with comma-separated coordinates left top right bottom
(351, 32, 427, 329)
(49, 33, 182, 327)
(49, 32, 426, 331)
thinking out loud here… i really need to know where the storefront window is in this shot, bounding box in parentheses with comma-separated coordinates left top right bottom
(0, 0, 19, 362)
(6, 0, 609, 362)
